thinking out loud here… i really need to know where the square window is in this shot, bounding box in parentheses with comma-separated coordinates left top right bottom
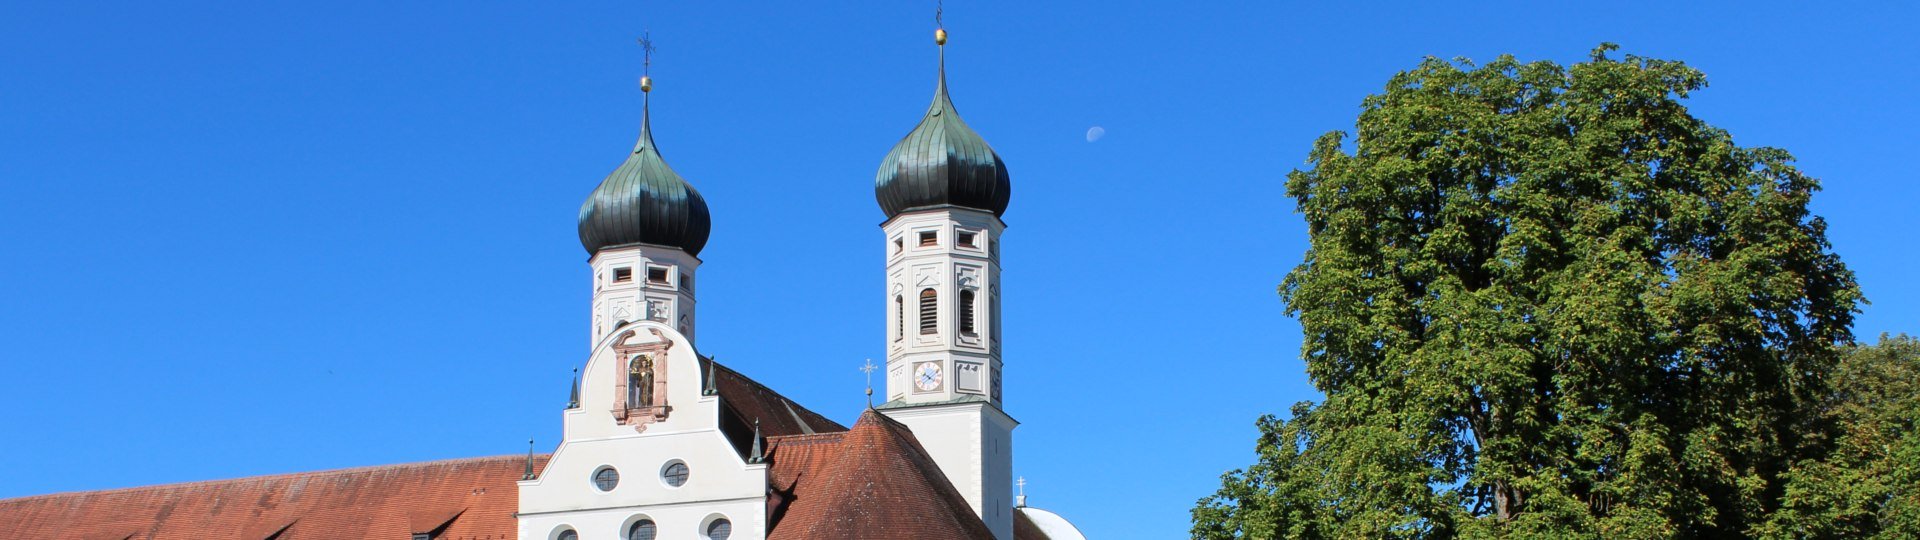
(918, 231, 938, 247)
(957, 230, 978, 248)
(647, 267, 670, 284)
(613, 267, 633, 283)
(680, 273, 693, 292)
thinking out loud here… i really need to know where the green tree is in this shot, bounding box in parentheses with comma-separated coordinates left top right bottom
(1757, 334, 1920, 539)
(1194, 45, 1861, 539)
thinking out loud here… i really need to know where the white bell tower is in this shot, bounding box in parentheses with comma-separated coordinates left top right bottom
(871, 26, 1017, 540)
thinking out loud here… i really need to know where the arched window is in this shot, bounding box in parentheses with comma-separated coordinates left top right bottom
(959, 290, 977, 335)
(918, 289, 938, 335)
(894, 295, 904, 341)
(628, 519, 658, 540)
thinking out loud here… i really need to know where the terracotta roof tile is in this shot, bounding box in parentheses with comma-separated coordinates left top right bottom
(702, 356, 848, 460)
(0, 454, 548, 540)
(763, 409, 994, 539)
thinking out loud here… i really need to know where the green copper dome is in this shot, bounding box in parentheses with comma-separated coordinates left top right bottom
(875, 44, 1011, 220)
(578, 92, 712, 256)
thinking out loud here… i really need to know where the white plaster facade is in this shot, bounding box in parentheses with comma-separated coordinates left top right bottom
(519, 323, 763, 540)
(589, 244, 699, 348)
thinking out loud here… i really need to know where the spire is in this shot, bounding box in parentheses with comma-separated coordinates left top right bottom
(522, 438, 537, 480)
(634, 33, 657, 155)
(703, 357, 718, 396)
(566, 367, 580, 409)
(749, 418, 764, 463)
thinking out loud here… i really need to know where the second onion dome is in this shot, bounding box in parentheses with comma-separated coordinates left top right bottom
(577, 75, 712, 256)
(874, 29, 1011, 220)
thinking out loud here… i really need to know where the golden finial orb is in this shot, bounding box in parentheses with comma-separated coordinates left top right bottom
(640, 75, 653, 93)
(935, 28, 947, 45)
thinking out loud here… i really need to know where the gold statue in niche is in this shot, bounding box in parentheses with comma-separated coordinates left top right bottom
(628, 355, 654, 408)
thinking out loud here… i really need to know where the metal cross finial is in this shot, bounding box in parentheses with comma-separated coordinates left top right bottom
(637, 32, 655, 75)
(860, 358, 879, 407)
(1018, 476, 1026, 496)
(934, 0, 944, 28)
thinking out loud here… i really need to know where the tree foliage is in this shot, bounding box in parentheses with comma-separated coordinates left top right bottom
(1757, 334, 1920, 539)
(1194, 45, 1862, 538)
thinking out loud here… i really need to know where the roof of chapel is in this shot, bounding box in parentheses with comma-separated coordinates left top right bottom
(0, 454, 548, 540)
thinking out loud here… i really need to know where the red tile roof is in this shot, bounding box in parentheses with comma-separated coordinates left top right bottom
(1, 364, 999, 540)
(0, 454, 547, 540)
(702, 357, 847, 460)
(763, 409, 996, 539)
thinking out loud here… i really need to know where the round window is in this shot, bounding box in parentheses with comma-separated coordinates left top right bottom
(592, 466, 620, 492)
(661, 461, 690, 487)
(705, 518, 732, 540)
(628, 519, 657, 540)
(556, 529, 578, 540)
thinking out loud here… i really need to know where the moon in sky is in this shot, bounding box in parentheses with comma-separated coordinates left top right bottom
(1085, 126, 1106, 142)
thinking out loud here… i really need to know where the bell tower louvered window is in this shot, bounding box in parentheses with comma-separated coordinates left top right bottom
(919, 289, 938, 335)
(959, 290, 977, 335)
(895, 295, 905, 341)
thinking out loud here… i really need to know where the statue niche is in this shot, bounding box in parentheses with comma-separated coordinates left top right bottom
(610, 328, 674, 432)
(628, 355, 655, 407)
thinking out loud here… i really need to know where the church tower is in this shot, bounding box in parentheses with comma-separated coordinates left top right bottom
(874, 26, 1017, 540)
(577, 67, 710, 349)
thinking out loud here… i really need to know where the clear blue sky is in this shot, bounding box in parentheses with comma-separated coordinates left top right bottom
(2, 2, 1914, 538)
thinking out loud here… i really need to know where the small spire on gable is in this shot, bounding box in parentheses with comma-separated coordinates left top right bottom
(566, 368, 580, 409)
(704, 357, 718, 396)
(749, 418, 764, 464)
(522, 438, 537, 480)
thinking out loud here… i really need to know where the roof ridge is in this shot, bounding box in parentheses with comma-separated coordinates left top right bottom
(766, 432, 846, 445)
(0, 454, 548, 504)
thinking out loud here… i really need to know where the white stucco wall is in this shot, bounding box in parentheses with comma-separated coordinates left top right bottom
(882, 207, 1005, 407)
(520, 323, 765, 540)
(589, 245, 700, 350)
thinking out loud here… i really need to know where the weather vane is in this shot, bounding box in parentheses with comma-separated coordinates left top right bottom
(860, 358, 879, 407)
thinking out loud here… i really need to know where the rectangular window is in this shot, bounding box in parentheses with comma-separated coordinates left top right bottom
(613, 267, 633, 283)
(958, 230, 978, 248)
(918, 231, 938, 247)
(647, 267, 670, 284)
(680, 273, 693, 292)
(894, 237, 905, 254)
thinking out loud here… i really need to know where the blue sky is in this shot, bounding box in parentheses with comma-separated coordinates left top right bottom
(1, 2, 1914, 538)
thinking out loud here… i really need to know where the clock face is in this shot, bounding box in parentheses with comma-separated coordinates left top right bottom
(914, 362, 943, 391)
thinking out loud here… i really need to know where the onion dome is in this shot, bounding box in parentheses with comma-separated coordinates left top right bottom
(578, 76, 712, 256)
(874, 29, 1011, 220)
